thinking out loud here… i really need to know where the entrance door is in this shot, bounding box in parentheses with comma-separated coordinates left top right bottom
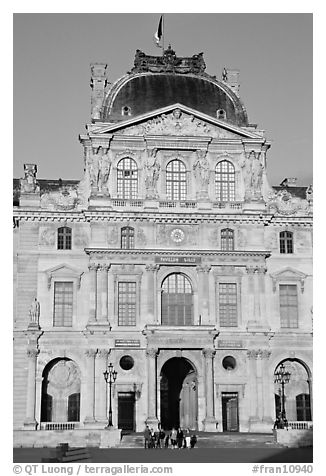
(222, 392, 239, 432)
(160, 357, 197, 430)
(118, 392, 135, 431)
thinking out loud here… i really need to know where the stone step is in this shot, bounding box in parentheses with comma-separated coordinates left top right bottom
(60, 447, 92, 463)
(120, 432, 280, 449)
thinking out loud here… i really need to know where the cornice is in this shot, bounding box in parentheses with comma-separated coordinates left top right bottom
(85, 248, 271, 259)
(13, 209, 313, 226)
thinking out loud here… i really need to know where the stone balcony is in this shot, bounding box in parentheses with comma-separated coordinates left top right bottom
(99, 198, 244, 212)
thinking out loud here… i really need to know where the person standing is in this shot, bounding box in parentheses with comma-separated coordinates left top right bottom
(144, 425, 151, 449)
(170, 428, 177, 449)
(190, 433, 197, 449)
(185, 429, 191, 448)
(176, 427, 184, 449)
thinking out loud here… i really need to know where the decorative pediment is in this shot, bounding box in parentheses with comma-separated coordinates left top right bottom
(90, 103, 262, 140)
(266, 189, 311, 216)
(45, 264, 84, 289)
(270, 267, 308, 293)
(40, 188, 79, 211)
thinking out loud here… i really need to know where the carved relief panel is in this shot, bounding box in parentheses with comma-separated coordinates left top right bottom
(156, 224, 199, 247)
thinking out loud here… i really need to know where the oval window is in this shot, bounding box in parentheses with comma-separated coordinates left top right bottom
(222, 355, 236, 370)
(119, 355, 134, 371)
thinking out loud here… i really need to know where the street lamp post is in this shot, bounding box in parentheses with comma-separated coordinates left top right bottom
(274, 363, 291, 420)
(103, 363, 118, 428)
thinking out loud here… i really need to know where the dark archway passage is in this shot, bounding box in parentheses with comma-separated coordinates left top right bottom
(160, 357, 197, 430)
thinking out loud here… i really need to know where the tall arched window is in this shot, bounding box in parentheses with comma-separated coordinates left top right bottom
(57, 227, 72, 250)
(280, 231, 293, 254)
(121, 226, 135, 249)
(117, 158, 138, 199)
(161, 273, 193, 326)
(221, 228, 234, 250)
(166, 160, 187, 201)
(215, 160, 235, 202)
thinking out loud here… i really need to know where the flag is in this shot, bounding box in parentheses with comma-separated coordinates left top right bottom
(154, 15, 163, 47)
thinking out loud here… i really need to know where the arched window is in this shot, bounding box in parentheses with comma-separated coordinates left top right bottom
(215, 160, 235, 202)
(121, 226, 135, 249)
(117, 158, 138, 199)
(161, 273, 193, 326)
(221, 228, 234, 250)
(57, 227, 72, 250)
(280, 231, 293, 254)
(217, 109, 226, 120)
(166, 160, 187, 201)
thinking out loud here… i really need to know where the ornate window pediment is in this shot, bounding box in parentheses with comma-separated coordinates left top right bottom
(45, 264, 84, 290)
(270, 267, 307, 293)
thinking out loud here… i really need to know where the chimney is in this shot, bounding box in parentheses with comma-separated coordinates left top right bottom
(280, 177, 297, 187)
(90, 63, 108, 122)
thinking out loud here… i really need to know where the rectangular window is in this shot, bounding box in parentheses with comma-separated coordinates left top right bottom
(53, 282, 73, 326)
(219, 283, 237, 327)
(280, 284, 298, 328)
(118, 282, 137, 326)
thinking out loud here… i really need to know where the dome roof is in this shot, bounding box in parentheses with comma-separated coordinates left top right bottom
(101, 48, 249, 127)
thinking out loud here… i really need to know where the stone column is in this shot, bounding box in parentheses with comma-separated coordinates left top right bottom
(84, 349, 97, 425)
(248, 349, 274, 431)
(247, 350, 259, 429)
(260, 350, 274, 426)
(245, 266, 255, 325)
(145, 348, 159, 429)
(97, 264, 110, 323)
(24, 348, 39, 429)
(145, 264, 159, 324)
(88, 264, 98, 323)
(95, 349, 109, 425)
(257, 266, 269, 328)
(202, 348, 217, 431)
(196, 265, 211, 324)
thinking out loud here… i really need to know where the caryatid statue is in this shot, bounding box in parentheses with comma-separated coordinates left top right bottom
(89, 147, 112, 194)
(240, 150, 264, 200)
(144, 148, 160, 198)
(193, 150, 210, 194)
(29, 297, 40, 325)
(20, 164, 40, 194)
(98, 148, 112, 194)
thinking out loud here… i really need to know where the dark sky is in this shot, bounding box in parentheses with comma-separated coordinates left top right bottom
(13, 13, 312, 186)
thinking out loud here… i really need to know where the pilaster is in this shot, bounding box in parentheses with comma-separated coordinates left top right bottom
(145, 348, 159, 429)
(202, 348, 217, 431)
(95, 349, 110, 425)
(196, 265, 211, 324)
(84, 349, 97, 426)
(24, 349, 39, 429)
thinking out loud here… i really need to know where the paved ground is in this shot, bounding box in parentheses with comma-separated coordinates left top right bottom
(13, 446, 313, 463)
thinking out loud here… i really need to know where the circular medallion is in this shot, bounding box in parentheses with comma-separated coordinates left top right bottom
(171, 228, 185, 243)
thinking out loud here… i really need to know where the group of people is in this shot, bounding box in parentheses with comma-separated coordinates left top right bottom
(144, 425, 197, 449)
(273, 413, 289, 430)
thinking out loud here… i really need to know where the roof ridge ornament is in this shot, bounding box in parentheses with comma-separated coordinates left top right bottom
(131, 47, 207, 75)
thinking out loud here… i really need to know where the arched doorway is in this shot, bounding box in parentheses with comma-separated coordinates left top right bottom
(160, 357, 197, 430)
(41, 358, 81, 423)
(274, 359, 312, 421)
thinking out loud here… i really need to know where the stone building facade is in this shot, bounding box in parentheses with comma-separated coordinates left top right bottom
(13, 47, 313, 445)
